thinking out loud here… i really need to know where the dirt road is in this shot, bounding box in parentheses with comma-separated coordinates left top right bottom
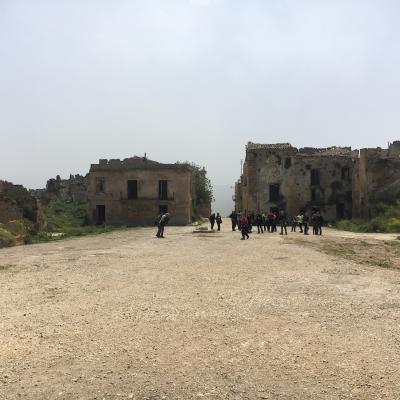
(1, 223, 400, 399)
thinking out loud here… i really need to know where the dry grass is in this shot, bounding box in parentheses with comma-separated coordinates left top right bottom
(287, 234, 400, 269)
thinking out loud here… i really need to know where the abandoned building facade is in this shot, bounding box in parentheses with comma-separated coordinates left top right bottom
(353, 141, 400, 218)
(88, 157, 195, 226)
(235, 141, 400, 221)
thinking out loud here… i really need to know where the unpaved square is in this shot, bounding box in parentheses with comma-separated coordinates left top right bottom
(1, 224, 400, 399)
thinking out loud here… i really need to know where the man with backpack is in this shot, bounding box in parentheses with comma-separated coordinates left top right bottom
(156, 213, 170, 238)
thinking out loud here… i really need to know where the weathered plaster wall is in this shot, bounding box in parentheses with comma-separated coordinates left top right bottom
(237, 144, 356, 221)
(88, 159, 193, 226)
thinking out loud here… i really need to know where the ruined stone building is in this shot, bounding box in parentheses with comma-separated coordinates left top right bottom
(32, 174, 88, 204)
(235, 141, 400, 221)
(87, 157, 195, 226)
(353, 141, 400, 218)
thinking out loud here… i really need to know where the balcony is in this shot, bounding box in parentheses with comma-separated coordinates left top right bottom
(121, 193, 175, 201)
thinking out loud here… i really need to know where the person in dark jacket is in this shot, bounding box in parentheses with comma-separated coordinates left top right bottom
(216, 213, 223, 231)
(266, 211, 274, 233)
(315, 211, 324, 235)
(209, 213, 216, 230)
(248, 212, 255, 232)
(279, 210, 288, 235)
(311, 212, 318, 235)
(290, 216, 296, 232)
(302, 213, 310, 235)
(228, 211, 237, 231)
(256, 213, 264, 233)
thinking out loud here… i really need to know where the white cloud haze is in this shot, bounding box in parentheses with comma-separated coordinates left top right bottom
(1, 0, 400, 193)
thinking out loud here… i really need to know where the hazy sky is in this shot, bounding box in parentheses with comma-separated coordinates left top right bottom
(1, 0, 400, 190)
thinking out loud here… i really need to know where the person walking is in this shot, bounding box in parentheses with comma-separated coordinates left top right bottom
(240, 212, 250, 240)
(156, 212, 170, 238)
(279, 210, 288, 235)
(209, 213, 216, 230)
(216, 213, 223, 231)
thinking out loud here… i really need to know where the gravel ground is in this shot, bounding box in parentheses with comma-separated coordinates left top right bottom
(1, 222, 400, 400)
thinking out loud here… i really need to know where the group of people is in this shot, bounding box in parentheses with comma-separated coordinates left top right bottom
(156, 209, 324, 240)
(208, 213, 223, 231)
(228, 209, 324, 240)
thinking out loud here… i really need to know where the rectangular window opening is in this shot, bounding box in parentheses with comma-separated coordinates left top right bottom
(310, 169, 320, 186)
(341, 167, 350, 180)
(95, 177, 106, 193)
(127, 180, 138, 199)
(158, 180, 168, 200)
(269, 183, 280, 202)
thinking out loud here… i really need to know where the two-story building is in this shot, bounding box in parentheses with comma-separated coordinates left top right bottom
(88, 157, 193, 226)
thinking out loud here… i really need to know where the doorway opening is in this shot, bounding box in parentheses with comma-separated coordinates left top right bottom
(96, 205, 106, 224)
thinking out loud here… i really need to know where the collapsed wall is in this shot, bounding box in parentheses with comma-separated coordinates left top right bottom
(32, 174, 88, 204)
(352, 141, 400, 218)
(0, 181, 47, 230)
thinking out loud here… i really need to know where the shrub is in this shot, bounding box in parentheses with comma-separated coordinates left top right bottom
(335, 201, 400, 233)
(0, 228, 16, 248)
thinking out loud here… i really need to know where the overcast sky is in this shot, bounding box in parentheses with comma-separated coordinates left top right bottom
(1, 0, 400, 190)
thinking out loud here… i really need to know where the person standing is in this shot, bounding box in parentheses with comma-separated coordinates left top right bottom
(311, 212, 318, 235)
(237, 211, 242, 230)
(290, 216, 297, 232)
(216, 213, 223, 231)
(271, 212, 278, 233)
(302, 212, 310, 235)
(316, 211, 324, 235)
(256, 212, 264, 233)
(248, 212, 255, 233)
(262, 212, 267, 232)
(156, 213, 170, 238)
(267, 211, 274, 233)
(228, 211, 237, 231)
(279, 210, 288, 235)
(296, 213, 304, 233)
(209, 213, 216, 230)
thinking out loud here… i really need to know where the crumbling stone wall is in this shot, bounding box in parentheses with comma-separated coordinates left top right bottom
(0, 181, 47, 230)
(0, 197, 23, 223)
(237, 143, 357, 221)
(352, 141, 400, 218)
(33, 174, 88, 204)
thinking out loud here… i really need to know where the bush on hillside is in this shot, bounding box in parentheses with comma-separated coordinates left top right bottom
(335, 200, 400, 233)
